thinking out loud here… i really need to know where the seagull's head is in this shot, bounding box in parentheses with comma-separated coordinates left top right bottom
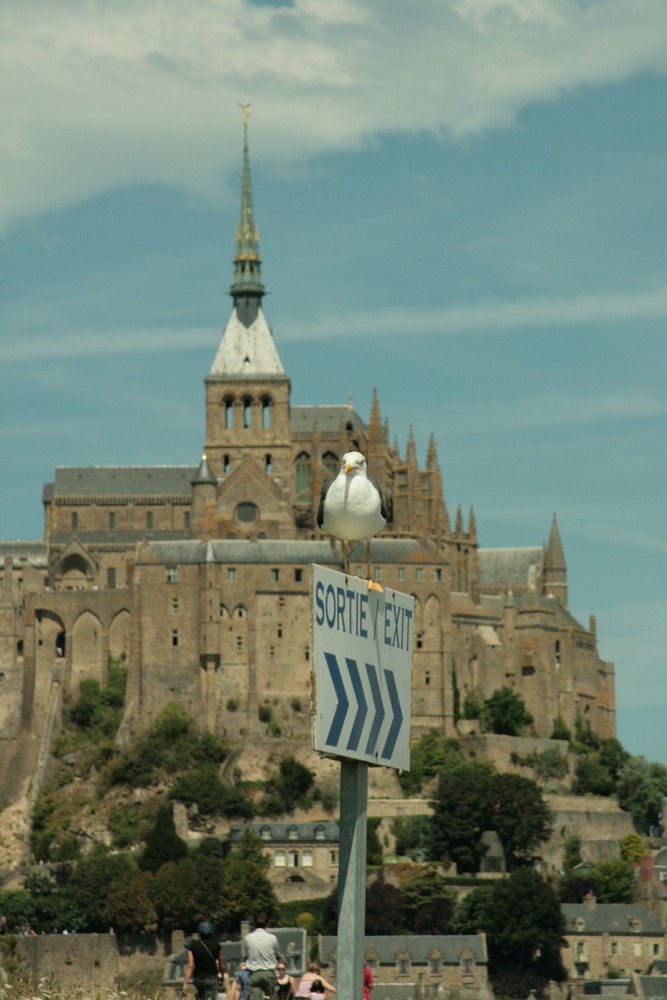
(342, 451, 368, 476)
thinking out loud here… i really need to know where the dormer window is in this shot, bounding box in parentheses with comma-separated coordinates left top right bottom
(260, 826, 272, 841)
(288, 826, 298, 841)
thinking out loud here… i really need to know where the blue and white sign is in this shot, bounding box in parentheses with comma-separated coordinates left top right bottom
(311, 564, 414, 771)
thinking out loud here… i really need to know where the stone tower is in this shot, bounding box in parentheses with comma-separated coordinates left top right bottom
(203, 113, 292, 486)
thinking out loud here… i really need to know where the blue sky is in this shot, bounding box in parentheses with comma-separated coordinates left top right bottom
(2, 0, 666, 763)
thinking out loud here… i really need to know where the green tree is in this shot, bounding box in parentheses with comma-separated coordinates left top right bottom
(140, 804, 189, 873)
(430, 764, 552, 872)
(599, 738, 631, 781)
(451, 868, 566, 995)
(398, 732, 463, 796)
(481, 687, 533, 736)
(400, 872, 454, 934)
(0, 890, 35, 933)
(104, 870, 157, 932)
(616, 757, 667, 833)
(620, 832, 647, 863)
(591, 858, 635, 903)
(365, 875, 403, 934)
(490, 773, 553, 868)
(429, 762, 495, 872)
(218, 830, 279, 932)
(67, 849, 136, 931)
(171, 765, 221, 814)
(151, 858, 203, 931)
(572, 754, 615, 796)
(391, 815, 430, 859)
(258, 756, 316, 815)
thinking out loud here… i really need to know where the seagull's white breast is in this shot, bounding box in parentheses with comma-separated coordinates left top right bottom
(322, 472, 385, 541)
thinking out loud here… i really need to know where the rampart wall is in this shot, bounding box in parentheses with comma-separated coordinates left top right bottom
(15, 931, 183, 991)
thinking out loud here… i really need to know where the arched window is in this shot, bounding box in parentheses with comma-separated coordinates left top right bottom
(108, 512, 116, 530)
(295, 452, 312, 502)
(146, 511, 154, 530)
(323, 452, 338, 476)
(71, 511, 78, 531)
(261, 396, 271, 429)
(224, 397, 234, 430)
(223, 454, 230, 474)
(107, 567, 117, 589)
(243, 396, 253, 429)
(265, 454, 272, 472)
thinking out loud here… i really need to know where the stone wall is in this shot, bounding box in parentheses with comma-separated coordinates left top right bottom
(15, 931, 179, 990)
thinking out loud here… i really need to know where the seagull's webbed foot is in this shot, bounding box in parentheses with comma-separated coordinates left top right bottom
(367, 578, 383, 593)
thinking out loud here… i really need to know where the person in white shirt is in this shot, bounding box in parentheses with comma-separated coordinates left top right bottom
(244, 914, 281, 1000)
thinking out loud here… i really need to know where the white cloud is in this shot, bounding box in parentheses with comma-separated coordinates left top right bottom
(0, 327, 215, 363)
(284, 285, 667, 341)
(4, 284, 667, 364)
(2, 0, 666, 229)
(3, 283, 667, 364)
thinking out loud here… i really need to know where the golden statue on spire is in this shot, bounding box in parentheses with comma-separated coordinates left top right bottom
(238, 102, 252, 124)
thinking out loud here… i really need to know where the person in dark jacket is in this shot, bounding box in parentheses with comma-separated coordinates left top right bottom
(182, 921, 225, 1000)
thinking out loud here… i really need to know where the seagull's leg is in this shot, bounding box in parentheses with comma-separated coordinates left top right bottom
(341, 539, 349, 575)
(366, 539, 383, 592)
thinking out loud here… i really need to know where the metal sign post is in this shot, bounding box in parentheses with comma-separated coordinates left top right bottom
(311, 565, 414, 998)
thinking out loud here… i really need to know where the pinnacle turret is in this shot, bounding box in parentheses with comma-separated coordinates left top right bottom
(544, 513, 568, 607)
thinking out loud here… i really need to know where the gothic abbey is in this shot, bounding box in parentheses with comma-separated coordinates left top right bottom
(0, 122, 615, 758)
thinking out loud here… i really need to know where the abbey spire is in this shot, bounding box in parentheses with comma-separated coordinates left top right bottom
(205, 109, 291, 486)
(209, 109, 285, 378)
(230, 105, 265, 326)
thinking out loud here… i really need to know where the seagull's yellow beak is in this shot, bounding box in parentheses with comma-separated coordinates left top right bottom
(345, 463, 355, 474)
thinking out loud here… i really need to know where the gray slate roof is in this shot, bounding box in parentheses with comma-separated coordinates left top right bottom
(143, 537, 441, 567)
(290, 405, 367, 436)
(321, 935, 487, 965)
(562, 903, 662, 935)
(229, 821, 339, 843)
(639, 978, 667, 1000)
(478, 547, 544, 587)
(49, 466, 197, 498)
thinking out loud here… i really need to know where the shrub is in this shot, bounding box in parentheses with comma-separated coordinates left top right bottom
(258, 703, 273, 724)
(536, 748, 568, 780)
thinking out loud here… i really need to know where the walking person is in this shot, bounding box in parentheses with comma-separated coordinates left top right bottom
(235, 959, 251, 1000)
(182, 921, 225, 1000)
(244, 913, 281, 1000)
(294, 962, 336, 998)
(363, 964, 373, 1000)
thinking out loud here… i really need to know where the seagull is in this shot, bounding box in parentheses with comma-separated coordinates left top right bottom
(317, 450, 387, 589)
